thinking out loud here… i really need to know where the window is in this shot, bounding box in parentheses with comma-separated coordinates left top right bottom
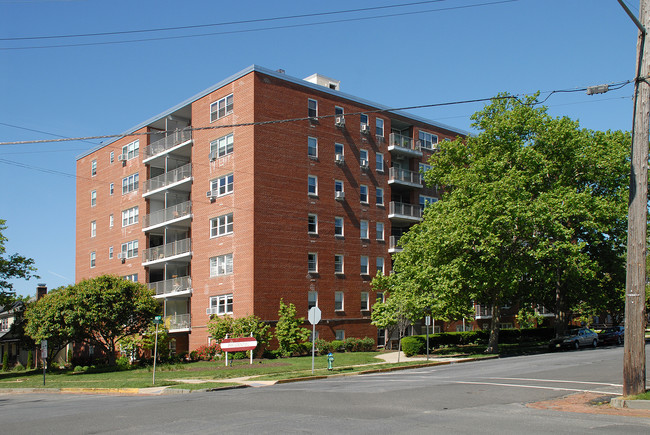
(308, 214, 318, 234)
(90, 190, 96, 207)
(308, 137, 318, 158)
(418, 131, 438, 150)
(122, 140, 139, 160)
(376, 188, 384, 206)
(109, 246, 113, 259)
(376, 153, 384, 172)
(91, 221, 96, 237)
(91, 160, 97, 176)
(211, 173, 234, 196)
(360, 149, 369, 168)
(376, 222, 384, 241)
(335, 180, 344, 195)
(308, 99, 318, 119)
(210, 253, 234, 277)
(360, 256, 369, 275)
(110, 151, 114, 163)
(360, 220, 369, 239)
(210, 94, 234, 122)
(420, 195, 438, 210)
(360, 185, 368, 204)
(335, 292, 344, 311)
(122, 206, 139, 227)
(334, 142, 344, 158)
(122, 173, 139, 194)
(308, 253, 318, 273)
(308, 175, 318, 196)
(335, 254, 344, 274)
(361, 292, 370, 311)
(109, 214, 114, 228)
(376, 257, 385, 275)
(376, 118, 384, 137)
(109, 183, 114, 195)
(210, 294, 234, 315)
(377, 291, 385, 303)
(123, 274, 138, 282)
(308, 291, 318, 309)
(210, 133, 234, 159)
(334, 217, 344, 237)
(121, 240, 139, 259)
(90, 251, 96, 268)
(335, 330, 345, 340)
(211, 213, 234, 237)
(360, 114, 369, 127)
(419, 163, 432, 173)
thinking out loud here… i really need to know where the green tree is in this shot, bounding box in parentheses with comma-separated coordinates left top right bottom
(0, 219, 39, 305)
(207, 314, 270, 357)
(383, 95, 629, 353)
(274, 299, 310, 357)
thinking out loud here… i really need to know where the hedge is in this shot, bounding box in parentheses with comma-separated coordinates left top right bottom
(400, 327, 555, 357)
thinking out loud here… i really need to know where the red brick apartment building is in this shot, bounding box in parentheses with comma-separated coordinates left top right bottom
(75, 65, 468, 354)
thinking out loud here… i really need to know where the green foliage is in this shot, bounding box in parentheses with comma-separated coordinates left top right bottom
(27, 350, 33, 370)
(274, 299, 310, 357)
(401, 336, 425, 357)
(2, 351, 8, 371)
(206, 314, 270, 357)
(13, 363, 24, 372)
(190, 344, 221, 361)
(0, 219, 39, 304)
(515, 307, 543, 330)
(115, 356, 131, 371)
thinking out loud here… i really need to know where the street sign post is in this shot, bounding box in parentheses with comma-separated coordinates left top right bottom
(152, 315, 162, 385)
(41, 340, 47, 386)
(221, 336, 258, 365)
(425, 316, 431, 361)
(308, 307, 321, 374)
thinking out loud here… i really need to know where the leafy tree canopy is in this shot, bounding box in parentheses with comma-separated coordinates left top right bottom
(274, 299, 310, 357)
(0, 219, 39, 305)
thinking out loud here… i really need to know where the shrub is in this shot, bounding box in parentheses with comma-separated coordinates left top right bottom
(13, 363, 25, 372)
(330, 340, 345, 352)
(73, 365, 85, 373)
(275, 300, 310, 357)
(401, 336, 425, 357)
(314, 339, 332, 355)
(194, 343, 220, 361)
(116, 356, 131, 370)
(358, 337, 375, 351)
(27, 350, 33, 370)
(1, 351, 7, 371)
(343, 338, 361, 352)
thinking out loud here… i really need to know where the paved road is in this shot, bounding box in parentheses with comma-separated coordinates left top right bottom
(1, 345, 648, 434)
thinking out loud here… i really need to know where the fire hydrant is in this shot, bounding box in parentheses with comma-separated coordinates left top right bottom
(327, 352, 334, 371)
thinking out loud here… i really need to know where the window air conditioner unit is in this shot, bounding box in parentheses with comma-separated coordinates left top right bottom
(360, 159, 369, 169)
(117, 154, 127, 161)
(117, 252, 126, 260)
(206, 190, 215, 198)
(209, 150, 218, 162)
(335, 153, 344, 164)
(335, 116, 345, 127)
(206, 307, 218, 315)
(335, 191, 345, 200)
(360, 124, 370, 134)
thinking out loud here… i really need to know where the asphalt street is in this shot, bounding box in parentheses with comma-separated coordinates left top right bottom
(0, 344, 648, 434)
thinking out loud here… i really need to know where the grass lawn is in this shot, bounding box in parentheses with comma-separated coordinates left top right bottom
(0, 352, 408, 390)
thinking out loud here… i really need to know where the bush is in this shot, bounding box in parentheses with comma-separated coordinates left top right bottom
(73, 365, 85, 373)
(13, 363, 25, 372)
(358, 337, 375, 352)
(2, 351, 8, 371)
(194, 344, 220, 361)
(401, 336, 425, 357)
(116, 356, 131, 370)
(27, 350, 33, 370)
(343, 338, 362, 352)
(330, 340, 345, 352)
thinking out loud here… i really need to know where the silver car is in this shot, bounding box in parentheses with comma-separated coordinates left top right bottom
(549, 327, 598, 350)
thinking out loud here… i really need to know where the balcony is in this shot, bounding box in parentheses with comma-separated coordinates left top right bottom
(143, 163, 192, 196)
(388, 167, 423, 189)
(142, 129, 193, 162)
(142, 238, 191, 266)
(166, 313, 191, 332)
(388, 133, 422, 157)
(475, 305, 492, 319)
(388, 202, 422, 223)
(150, 276, 192, 299)
(142, 201, 191, 231)
(388, 235, 403, 253)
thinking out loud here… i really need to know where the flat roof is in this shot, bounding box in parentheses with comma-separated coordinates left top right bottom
(77, 65, 469, 160)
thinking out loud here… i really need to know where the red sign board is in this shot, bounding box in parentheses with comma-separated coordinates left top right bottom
(220, 337, 258, 352)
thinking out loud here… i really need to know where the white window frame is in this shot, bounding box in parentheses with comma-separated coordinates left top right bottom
(308, 252, 318, 273)
(360, 256, 369, 275)
(308, 214, 318, 234)
(210, 253, 234, 277)
(308, 291, 318, 309)
(109, 183, 114, 196)
(334, 142, 344, 158)
(376, 118, 384, 137)
(360, 220, 369, 239)
(122, 140, 139, 160)
(376, 153, 384, 172)
(334, 216, 344, 237)
(335, 291, 344, 311)
(122, 206, 139, 227)
(376, 187, 384, 206)
(308, 175, 318, 196)
(210, 294, 234, 315)
(420, 195, 438, 210)
(335, 180, 344, 194)
(211, 173, 234, 197)
(377, 291, 385, 303)
(359, 149, 369, 168)
(109, 246, 113, 259)
(334, 254, 344, 274)
(90, 251, 96, 268)
(308, 137, 318, 158)
(361, 292, 370, 311)
(360, 185, 368, 204)
(335, 329, 345, 340)
(109, 214, 114, 228)
(122, 173, 139, 195)
(308, 98, 318, 119)
(91, 220, 96, 238)
(418, 131, 439, 150)
(210, 213, 234, 238)
(123, 274, 138, 282)
(210, 133, 234, 159)
(91, 160, 97, 177)
(110, 151, 114, 164)
(360, 113, 369, 128)
(376, 257, 385, 276)
(210, 94, 234, 122)
(376, 222, 385, 241)
(90, 190, 96, 207)
(121, 240, 139, 259)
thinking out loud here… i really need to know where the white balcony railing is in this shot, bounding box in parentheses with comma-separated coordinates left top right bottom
(389, 235, 403, 252)
(388, 202, 422, 220)
(148, 276, 192, 297)
(143, 129, 192, 159)
(166, 313, 191, 330)
(142, 238, 191, 263)
(388, 167, 423, 186)
(475, 304, 492, 319)
(389, 133, 421, 155)
(143, 163, 192, 193)
(143, 201, 191, 229)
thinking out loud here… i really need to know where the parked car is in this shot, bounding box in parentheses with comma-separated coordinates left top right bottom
(549, 327, 598, 350)
(597, 326, 624, 346)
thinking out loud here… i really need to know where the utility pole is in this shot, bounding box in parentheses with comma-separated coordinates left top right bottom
(620, 0, 650, 397)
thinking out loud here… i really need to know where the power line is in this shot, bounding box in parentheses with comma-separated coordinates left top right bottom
(0, 0, 519, 51)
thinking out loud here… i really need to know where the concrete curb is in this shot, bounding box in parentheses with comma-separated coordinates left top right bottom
(610, 397, 650, 410)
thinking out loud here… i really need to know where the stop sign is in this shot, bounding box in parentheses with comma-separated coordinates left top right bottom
(308, 306, 321, 325)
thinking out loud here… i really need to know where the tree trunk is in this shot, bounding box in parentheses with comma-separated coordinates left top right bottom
(553, 268, 568, 337)
(485, 304, 501, 354)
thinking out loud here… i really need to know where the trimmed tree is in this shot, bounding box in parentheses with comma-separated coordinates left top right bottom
(207, 314, 270, 357)
(274, 299, 310, 357)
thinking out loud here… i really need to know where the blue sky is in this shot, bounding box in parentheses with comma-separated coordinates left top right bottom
(0, 0, 640, 296)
